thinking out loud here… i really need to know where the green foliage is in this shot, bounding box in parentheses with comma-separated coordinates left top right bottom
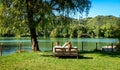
(77, 30, 82, 38)
(115, 42, 120, 51)
(115, 29, 120, 39)
(50, 28, 59, 38)
(0, 0, 120, 39)
(0, 0, 91, 50)
(62, 28, 68, 38)
(86, 15, 120, 38)
(0, 0, 91, 37)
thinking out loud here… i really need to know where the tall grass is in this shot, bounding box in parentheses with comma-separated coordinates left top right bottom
(0, 52, 120, 70)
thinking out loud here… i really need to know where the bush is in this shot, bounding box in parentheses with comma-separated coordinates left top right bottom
(115, 42, 120, 51)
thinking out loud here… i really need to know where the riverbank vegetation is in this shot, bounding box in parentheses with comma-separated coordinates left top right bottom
(1, 15, 120, 39)
(0, 52, 120, 70)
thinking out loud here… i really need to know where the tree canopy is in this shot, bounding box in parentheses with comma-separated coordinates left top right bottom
(0, 0, 91, 51)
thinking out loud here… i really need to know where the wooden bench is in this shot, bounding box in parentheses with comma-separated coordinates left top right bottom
(53, 47, 78, 58)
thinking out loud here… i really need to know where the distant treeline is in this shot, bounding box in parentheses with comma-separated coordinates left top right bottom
(1, 15, 120, 38)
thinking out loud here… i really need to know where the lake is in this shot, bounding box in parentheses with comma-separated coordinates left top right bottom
(0, 37, 119, 56)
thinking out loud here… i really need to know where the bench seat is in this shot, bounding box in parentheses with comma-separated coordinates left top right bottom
(53, 47, 78, 58)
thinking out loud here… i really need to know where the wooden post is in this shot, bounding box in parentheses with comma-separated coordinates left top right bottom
(51, 42, 53, 51)
(111, 43, 113, 52)
(82, 42, 84, 51)
(18, 43, 22, 53)
(0, 43, 2, 56)
(96, 42, 98, 50)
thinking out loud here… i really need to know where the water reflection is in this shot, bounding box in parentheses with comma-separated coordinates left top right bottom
(2, 46, 18, 56)
(0, 37, 119, 56)
(2, 45, 32, 56)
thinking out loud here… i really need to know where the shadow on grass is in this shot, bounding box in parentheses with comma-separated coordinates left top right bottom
(99, 52, 120, 58)
(79, 51, 120, 58)
(41, 54, 93, 59)
(58, 55, 93, 59)
(78, 55, 93, 59)
(40, 50, 120, 59)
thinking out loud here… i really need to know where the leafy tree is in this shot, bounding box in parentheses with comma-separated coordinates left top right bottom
(69, 23, 78, 38)
(86, 15, 120, 38)
(77, 30, 82, 38)
(0, 0, 91, 51)
(50, 28, 58, 38)
(62, 27, 68, 38)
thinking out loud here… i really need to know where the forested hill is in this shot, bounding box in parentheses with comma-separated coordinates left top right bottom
(1, 15, 120, 38)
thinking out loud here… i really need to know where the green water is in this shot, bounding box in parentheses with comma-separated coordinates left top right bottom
(0, 37, 118, 55)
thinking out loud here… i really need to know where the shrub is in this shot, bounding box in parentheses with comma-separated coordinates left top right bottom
(115, 42, 120, 51)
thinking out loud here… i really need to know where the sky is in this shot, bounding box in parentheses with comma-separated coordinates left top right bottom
(86, 0, 120, 18)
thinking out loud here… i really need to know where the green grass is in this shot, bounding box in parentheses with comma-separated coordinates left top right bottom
(0, 51, 120, 70)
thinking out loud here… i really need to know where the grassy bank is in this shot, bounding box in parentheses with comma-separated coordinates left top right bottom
(0, 52, 120, 70)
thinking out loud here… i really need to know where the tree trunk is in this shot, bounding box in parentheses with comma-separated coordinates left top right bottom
(26, 0, 40, 51)
(30, 28, 40, 51)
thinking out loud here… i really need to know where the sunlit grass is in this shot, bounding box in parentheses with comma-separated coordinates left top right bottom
(0, 52, 120, 70)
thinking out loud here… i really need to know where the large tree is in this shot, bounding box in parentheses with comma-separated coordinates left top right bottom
(0, 0, 91, 51)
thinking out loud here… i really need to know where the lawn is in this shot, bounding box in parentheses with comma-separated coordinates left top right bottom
(0, 51, 120, 70)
